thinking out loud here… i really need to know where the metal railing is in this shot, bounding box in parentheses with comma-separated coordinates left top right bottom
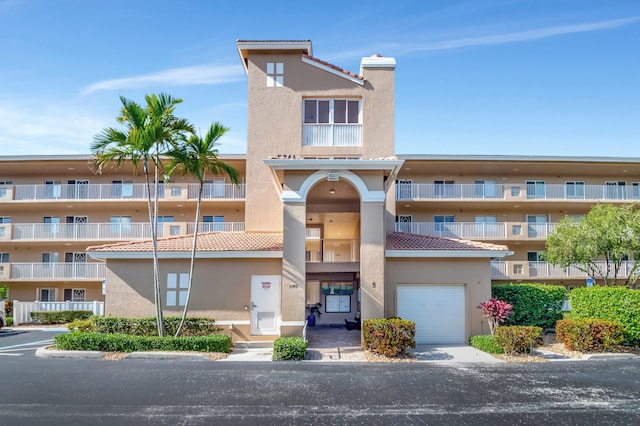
(396, 182, 640, 201)
(490, 260, 636, 279)
(305, 239, 360, 262)
(9, 263, 106, 280)
(302, 124, 362, 147)
(10, 182, 245, 201)
(394, 222, 559, 240)
(8, 222, 246, 240)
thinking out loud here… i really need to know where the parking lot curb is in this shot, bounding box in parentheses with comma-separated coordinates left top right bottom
(36, 346, 105, 359)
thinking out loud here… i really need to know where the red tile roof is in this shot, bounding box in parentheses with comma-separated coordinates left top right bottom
(87, 232, 283, 253)
(386, 232, 509, 252)
(302, 54, 364, 81)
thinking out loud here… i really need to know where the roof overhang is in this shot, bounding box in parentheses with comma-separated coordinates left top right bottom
(386, 250, 513, 258)
(236, 40, 312, 74)
(264, 158, 404, 172)
(88, 251, 283, 260)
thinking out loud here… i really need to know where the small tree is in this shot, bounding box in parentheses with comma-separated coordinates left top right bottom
(478, 298, 513, 335)
(545, 204, 640, 287)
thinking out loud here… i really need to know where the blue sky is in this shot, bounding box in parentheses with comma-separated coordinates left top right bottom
(0, 0, 638, 157)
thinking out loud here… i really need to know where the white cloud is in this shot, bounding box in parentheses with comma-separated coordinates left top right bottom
(82, 64, 244, 95)
(395, 17, 640, 54)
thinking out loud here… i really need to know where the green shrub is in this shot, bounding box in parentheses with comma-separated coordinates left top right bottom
(272, 337, 307, 360)
(492, 283, 567, 329)
(469, 335, 505, 354)
(53, 333, 232, 353)
(494, 326, 543, 354)
(67, 319, 96, 333)
(568, 286, 640, 345)
(30, 310, 92, 324)
(92, 316, 222, 336)
(556, 318, 624, 352)
(362, 318, 416, 357)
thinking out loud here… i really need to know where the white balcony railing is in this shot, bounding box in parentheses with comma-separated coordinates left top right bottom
(490, 260, 636, 280)
(9, 262, 106, 280)
(305, 239, 360, 262)
(187, 222, 245, 233)
(395, 222, 559, 240)
(396, 184, 505, 200)
(302, 124, 362, 147)
(395, 222, 507, 239)
(396, 183, 640, 201)
(8, 222, 246, 241)
(10, 183, 245, 201)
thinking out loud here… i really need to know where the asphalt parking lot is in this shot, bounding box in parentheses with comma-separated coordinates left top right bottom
(0, 327, 67, 359)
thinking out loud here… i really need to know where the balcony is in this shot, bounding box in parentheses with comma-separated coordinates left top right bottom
(396, 183, 640, 202)
(7, 262, 106, 280)
(3, 222, 246, 241)
(305, 239, 360, 262)
(490, 260, 635, 280)
(6, 182, 245, 202)
(302, 123, 362, 147)
(395, 222, 558, 240)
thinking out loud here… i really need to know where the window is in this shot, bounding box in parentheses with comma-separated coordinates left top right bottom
(203, 215, 225, 232)
(266, 62, 283, 87)
(110, 216, 132, 234)
(0, 217, 10, 223)
(65, 252, 86, 263)
(0, 180, 12, 198)
(67, 179, 89, 199)
(169, 226, 181, 236)
(303, 99, 360, 124)
(606, 181, 626, 200)
(434, 180, 454, 197)
(44, 216, 60, 234)
(434, 215, 455, 232)
(171, 186, 181, 197)
(512, 225, 522, 236)
(527, 251, 546, 262)
(42, 252, 59, 263)
(166, 273, 189, 307)
(526, 180, 546, 199)
(112, 180, 133, 198)
(633, 182, 640, 199)
(513, 264, 523, 274)
(204, 178, 226, 198)
(63, 288, 86, 302)
(527, 215, 548, 238)
(45, 180, 62, 198)
(396, 215, 412, 232)
(511, 187, 521, 197)
(325, 295, 351, 313)
(38, 288, 57, 302)
(565, 181, 585, 198)
(474, 180, 497, 197)
(0, 253, 9, 262)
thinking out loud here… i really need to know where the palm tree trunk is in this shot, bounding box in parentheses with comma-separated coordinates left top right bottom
(145, 159, 163, 337)
(175, 179, 203, 337)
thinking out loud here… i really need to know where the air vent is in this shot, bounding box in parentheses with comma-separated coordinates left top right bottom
(327, 172, 340, 182)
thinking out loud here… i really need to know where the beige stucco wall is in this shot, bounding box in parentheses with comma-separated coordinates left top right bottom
(385, 258, 492, 338)
(7, 281, 103, 302)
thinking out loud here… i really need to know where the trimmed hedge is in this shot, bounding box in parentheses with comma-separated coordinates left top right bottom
(568, 286, 640, 345)
(53, 333, 232, 353)
(494, 326, 543, 354)
(30, 310, 92, 324)
(272, 337, 307, 361)
(492, 283, 567, 329)
(67, 319, 96, 333)
(469, 335, 504, 354)
(362, 318, 416, 357)
(92, 316, 222, 336)
(556, 318, 624, 352)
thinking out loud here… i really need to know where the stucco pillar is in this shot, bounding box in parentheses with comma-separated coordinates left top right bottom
(360, 201, 386, 320)
(281, 201, 306, 336)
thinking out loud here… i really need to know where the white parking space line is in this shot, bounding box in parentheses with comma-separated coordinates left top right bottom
(0, 339, 54, 351)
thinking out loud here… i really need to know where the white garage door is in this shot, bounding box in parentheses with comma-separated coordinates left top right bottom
(397, 285, 466, 344)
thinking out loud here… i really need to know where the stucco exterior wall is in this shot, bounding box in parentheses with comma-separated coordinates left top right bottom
(385, 258, 492, 338)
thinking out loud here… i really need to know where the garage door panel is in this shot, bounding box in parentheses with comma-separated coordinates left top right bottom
(397, 285, 465, 344)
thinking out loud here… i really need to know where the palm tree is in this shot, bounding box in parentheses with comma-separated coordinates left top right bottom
(91, 93, 194, 337)
(165, 122, 240, 336)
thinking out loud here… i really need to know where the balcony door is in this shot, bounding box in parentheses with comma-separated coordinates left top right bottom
(68, 180, 89, 199)
(526, 215, 548, 238)
(66, 216, 88, 238)
(606, 181, 626, 200)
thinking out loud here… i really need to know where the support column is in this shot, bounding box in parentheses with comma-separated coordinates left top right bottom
(280, 201, 307, 337)
(360, 201, 386, 320)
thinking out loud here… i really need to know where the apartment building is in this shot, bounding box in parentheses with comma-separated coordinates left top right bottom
(1, 39, 637, 343)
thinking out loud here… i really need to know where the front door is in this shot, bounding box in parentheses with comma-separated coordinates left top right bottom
(250, 275, 281, 335)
